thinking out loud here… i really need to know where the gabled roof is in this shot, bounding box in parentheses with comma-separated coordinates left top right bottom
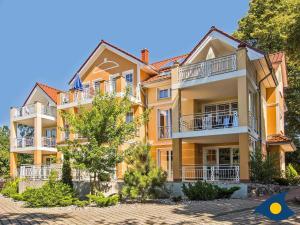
(267, 134, 296, 151)
(181, 26, 265, 65)
(69, 40, 149, 84)
(24, 82, 62, 106)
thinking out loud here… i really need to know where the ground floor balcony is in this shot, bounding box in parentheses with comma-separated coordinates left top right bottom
(182, 165, 239, 182)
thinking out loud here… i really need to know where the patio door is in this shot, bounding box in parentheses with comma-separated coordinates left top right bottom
(157, 149, 173, 180)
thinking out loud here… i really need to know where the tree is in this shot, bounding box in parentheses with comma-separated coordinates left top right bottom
(59, 91, 148, 193)
(122, 143, 167, 201)
(61, 151, 73, 188)
(0, 126, 10, 177)
(249, 148, 280, 183)
(234, 0, 300, 170)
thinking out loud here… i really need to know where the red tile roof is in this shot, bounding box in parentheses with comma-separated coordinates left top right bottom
(151, 54, 188, 71)
(143, 54, 188, 85)
(23, 82, 62, 106)
(37, 83, 61, 104)
(267, 134, 292, 144)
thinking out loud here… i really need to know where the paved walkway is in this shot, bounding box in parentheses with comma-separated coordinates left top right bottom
(0, 195, 299, 225)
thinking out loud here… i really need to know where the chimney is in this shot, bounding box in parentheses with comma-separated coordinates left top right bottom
(141, 48, 149, 64)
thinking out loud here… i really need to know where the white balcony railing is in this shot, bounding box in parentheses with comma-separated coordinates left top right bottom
(42, 137, 56, 148)
(19, 164, 117, 181)
(60, 93, 70, 105)
(179, 54, 237, 82)
(180, 110, 239, 132)
(19, 164, 63, 180)
(158, 126, 172, 139)
(15, 137, 34, 148)
(15, 105, 36, 118)
(182, 165, 240, 182)
(41, 105, 56, 117)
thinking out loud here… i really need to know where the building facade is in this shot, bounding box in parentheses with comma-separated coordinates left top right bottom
(10, 27, 295, 182)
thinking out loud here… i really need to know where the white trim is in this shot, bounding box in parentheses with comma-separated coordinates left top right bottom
(184, 31, 264, 65)
(25, 86, 56, 107)
(157, 87, 171, 100)
(142, 79, 171, 88)
(172, 126, 248, 139)
(173, 69, 246, 89)
(70, 42, 145, 85)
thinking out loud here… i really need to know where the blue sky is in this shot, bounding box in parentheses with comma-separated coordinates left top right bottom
(0, 0, 249, 126)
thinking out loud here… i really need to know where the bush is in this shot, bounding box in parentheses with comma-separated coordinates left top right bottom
(249, 148, 280, 184)
(1, 178, 20, 198)
(273, 177, 290, 186)
(122, 144, 167, 201)
(286, 164, 300, 185)
(182, 181, 240, 201)
(87, 193, 119, 207)
(73, 199, 89, 207)
(21, 171, 75, 207)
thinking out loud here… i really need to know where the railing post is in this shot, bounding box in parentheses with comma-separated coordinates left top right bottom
(211, 166, 215, 181)
(235, 166, 240, 182)
(203, 166, 207, 181)
(182, 167, 185, 182)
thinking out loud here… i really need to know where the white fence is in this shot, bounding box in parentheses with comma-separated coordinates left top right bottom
(180, 110, 239, 132)
(19, 164, 116, 181)
(182, 165, 240, 182)
(42, 137, 56, 148)
(179, 54, 237, 82)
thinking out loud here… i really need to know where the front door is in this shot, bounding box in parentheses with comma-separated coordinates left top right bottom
(157, 149, 173, 180)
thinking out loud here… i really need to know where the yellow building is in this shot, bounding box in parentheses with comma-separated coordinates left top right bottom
(10, 27, 295, 183)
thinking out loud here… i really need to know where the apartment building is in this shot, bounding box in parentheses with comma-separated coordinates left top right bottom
(10, 27, 295, 183)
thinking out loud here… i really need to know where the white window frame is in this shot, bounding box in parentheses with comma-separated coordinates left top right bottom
(157, 88, 171, 100)
(109, 73, 120, 93)
(157, 108, 172, 139)
(203, 145, 239, 166)
(93, 78, 102, 93)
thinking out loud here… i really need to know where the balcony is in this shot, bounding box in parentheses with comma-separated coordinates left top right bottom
(42, 137, 56, 148)
(182, 165, 240, 182)
(180, 110, 239, 132)
(13, 104, 56, 119)
(15, 137, 34, 148)
(158, 126, 171, 139)
(59, 81, 138, 108)
(178, 54, 237, 84)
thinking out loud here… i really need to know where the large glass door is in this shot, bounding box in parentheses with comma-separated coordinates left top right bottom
(157, 149, 173, 180)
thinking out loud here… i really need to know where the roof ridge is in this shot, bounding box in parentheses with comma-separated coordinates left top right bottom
(151, 53, 188, 65)
(36, 82, 63, 92)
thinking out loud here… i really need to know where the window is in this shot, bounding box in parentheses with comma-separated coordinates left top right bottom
(125, 73, 133, 95)
(94, 80, 101, 94)
(158, 88, 170, 99)
(206, 149, 217, 165)
(126, 111, 134, 123)
(219, 148, 231, 165)
(158, 109, 172, 138)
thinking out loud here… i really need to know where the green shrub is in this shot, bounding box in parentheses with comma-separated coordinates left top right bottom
(87, 193, 119, 207)
(73, 199, 89, 207)
(182, 181, 240, 201)
(286, 164, 300, 185)
(122, 144, 167, 201)
(249, 148, 280, 184)
(273, 177, 290, 186)
(1, 178, 20, 197)
(21, 171, 75, 207)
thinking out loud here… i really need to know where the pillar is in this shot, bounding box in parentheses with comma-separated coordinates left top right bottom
(56, 151, 63, 164)
(9, 152, 18, 177)
(172, 139, 182, 181)
(34, 102, 42, 148)
(34, 150, 42, 165)
(239, 133, 250, 181)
